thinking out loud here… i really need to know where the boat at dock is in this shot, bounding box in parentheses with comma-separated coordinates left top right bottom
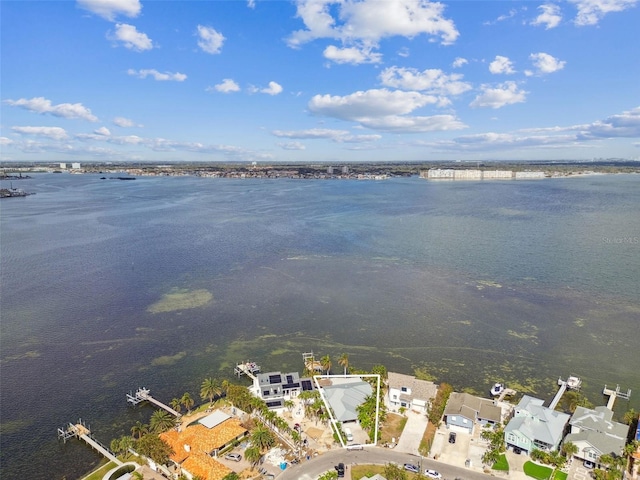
(490, 383, 505, 396)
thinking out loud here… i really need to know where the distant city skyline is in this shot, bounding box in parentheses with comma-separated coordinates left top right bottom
(1, 0, 639, 163)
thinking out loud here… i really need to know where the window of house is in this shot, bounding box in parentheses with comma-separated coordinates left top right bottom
(451, 416, 457, 421)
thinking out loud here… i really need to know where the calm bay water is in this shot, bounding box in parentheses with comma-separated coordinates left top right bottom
(1, 173, 639, 479)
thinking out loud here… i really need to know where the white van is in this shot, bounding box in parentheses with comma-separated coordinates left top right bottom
(344, 427, 353, 442)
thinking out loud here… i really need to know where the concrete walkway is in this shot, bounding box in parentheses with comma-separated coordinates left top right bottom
(395, 410, 428, 455)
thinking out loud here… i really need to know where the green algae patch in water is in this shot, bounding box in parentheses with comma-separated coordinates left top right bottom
(147, 288, 213, 313)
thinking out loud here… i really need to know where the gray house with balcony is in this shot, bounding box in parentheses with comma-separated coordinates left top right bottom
(444, 392, 502, 433)
(252, 371, 315, 409)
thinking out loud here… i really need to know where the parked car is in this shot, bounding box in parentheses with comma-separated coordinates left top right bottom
(403, 464, 420, 473)
(225, 453, 242, 462)
(513, 447, 522, 455)
(424, 470, 442, 479)
(449, 432, 457, 444)
(336, 463, 345, 478)
(584, 460, 595, 469)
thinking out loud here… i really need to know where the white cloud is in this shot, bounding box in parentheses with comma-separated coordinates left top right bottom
(569, 0, 637, 25)
(76, 0, 141, 21)
(323, 45, 382, 64)
(287, 0, 459, 63)
(127, 69, 187, 81)
(12, 126, 69, 140)
(484, 8, 520, 25)
(452, 57, 468, 68)
(110, 23, 153, 51)
(579, 106, 640, 138)
(308, 88, 466, 133)
(94, 126, 111, 136)
(255, 81, 283, 95)
(470, 82, 528, 109)
(277, 142, 306, 150)
(398, 47, 410, 58)
(531, 4, 563, 29)
(0, 137, 14, 146)
(526, 52, 566, 76)
(247, 0, 256, 8)
(210, 79, 241, 93)
(379, 66, 472, 96)
(197, 25, 225, 54)
(113, 116, 142, 127)
(5, 97, 98, 122)
(489, 55, 516, 74)
(273, 128, 382, 143)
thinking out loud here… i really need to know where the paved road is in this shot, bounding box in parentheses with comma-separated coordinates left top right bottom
(277, 447, 496, 480)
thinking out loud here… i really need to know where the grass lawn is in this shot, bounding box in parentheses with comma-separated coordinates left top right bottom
(380, 413, 407, 444)
(80, 461, 116, 480)
(492, 454, 509, 471)
(419, 421, 437, 456)
(524, 461, 554, 480)
(351, 465, 387, 479)
(552, 471, 567, 480)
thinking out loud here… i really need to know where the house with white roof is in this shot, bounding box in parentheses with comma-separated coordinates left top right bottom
(252, 371, 315, 409)
(504, 395, 570, 453)
(563, 406, 629, 466)
(387, 372, 437, 414)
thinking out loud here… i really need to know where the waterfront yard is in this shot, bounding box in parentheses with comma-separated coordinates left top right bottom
(523, 461, 554, 480)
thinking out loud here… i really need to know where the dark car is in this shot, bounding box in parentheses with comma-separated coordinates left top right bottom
(449, 432, 457, 444)
(336, 463, 345, 477)
(404, 464, 420, 473)
(513, 447, 522, 455)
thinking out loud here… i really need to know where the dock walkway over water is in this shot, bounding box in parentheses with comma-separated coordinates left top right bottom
(57, 420, 122, 466)
(603, 384, 632, 410)
(126, 387, 180, 416)
(549, 376, 582, 410)
(234, 361, 260, 381)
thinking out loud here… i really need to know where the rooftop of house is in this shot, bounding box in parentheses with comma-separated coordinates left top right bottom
(444, 392, 502, 423)
(570, 406, 629, 439)
(255, 371, 315, 392)
(506, 395, 570, 446)
(565, 428, 627, 458)
(182, 452, 232, 480)
(322, 377, 373, 422)
(387, 372, 437, 403)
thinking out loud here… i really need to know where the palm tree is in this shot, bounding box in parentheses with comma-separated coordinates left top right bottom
(338, 353, 349, 375)
(244, 444, 262, 467)
(131, 421, 149, 439)
(251, 425, 276, 451)
(119, 435, 134, 459)
(320, 355, 332, 374)
(200, 377, 221, 405)
(284, 399, 295, 413)
(561, 441, 578, 459)
(181, 392, 194, 413)
(150, 409, 176, 433)
(170, 397, 182, 414)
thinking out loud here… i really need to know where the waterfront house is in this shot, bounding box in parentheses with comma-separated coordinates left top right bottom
(321, 376, 373, 423)
(563, 406, 629, 467)
(387, 372, 438, 414)
(160, 411, 248, 480)
(444, 392, 502, 433)
(252, 371, 315, 409)
(504, 395, 570, 453)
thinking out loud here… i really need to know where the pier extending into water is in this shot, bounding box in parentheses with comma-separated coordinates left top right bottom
(126, 387, 180, 416)
(549, 376, 582, 410)
(603, 384, 632, 410)
(234, 361, 260, 381)
(57, 419, 122, 466)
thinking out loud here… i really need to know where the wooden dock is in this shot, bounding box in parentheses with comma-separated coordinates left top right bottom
(234, 361, 260, 381)
(126, 387, 180, 416)
(603, 384, 632, 410)
(57, 420, 122, 465)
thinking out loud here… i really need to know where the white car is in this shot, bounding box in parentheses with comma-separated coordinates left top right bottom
(424, 470, 442, 479)
(224, 453, 242, 462)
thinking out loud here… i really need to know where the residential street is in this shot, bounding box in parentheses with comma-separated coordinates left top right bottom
(277, 446, 499, 480)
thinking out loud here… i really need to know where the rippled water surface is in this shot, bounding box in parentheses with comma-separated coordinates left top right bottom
(1, 173, 639, 479)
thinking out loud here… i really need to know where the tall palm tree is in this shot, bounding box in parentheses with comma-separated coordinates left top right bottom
(561, 441, 578, 459)
(200, 377, 221, 405)
(131, 421, 149, 439)
(320, 355, 332, 374)
(244, 444, 262, 467)
(251, 425, 275, 452)
(170, 398, 182, 414)
(181, 392, 194, 413)
(284, 400, 295, 413)
(338, 353, 349, 375)
(150, 409, 176, 433)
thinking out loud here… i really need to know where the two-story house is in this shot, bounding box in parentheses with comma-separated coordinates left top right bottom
(387, 372, 437, 414)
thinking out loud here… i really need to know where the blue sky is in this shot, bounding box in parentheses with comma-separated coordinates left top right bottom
(1, 0, 639, 163)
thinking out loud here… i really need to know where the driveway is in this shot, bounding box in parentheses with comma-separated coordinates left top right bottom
(395, 410, 428, 455)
